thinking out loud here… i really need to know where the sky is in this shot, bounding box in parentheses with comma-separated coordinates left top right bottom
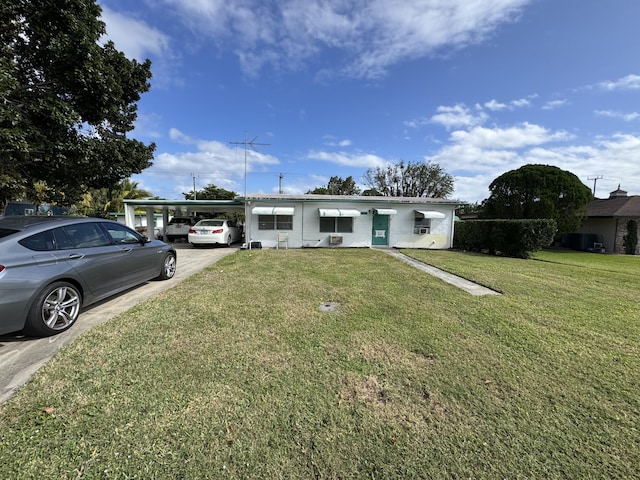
(98, 0, 640, 203)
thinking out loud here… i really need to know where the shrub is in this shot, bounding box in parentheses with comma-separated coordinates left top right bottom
(624, 219, 638, 255)
(454, 219, 557, 258)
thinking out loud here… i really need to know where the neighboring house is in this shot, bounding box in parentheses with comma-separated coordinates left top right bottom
(243, 194, 459, 249)
(576, 186, 640, 254)
(123, 195, 461, 249)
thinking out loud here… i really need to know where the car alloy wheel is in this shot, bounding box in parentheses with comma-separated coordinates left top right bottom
(158, 252, 176, 280)
(23, 281, 82, 336)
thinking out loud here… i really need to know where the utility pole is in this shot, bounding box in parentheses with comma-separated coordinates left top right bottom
(279, 173, 283, 194)
(587, 175, 603, 197)
(230, 132, 270, 249)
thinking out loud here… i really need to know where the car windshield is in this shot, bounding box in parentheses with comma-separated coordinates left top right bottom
(199, 220, 224, 227)
(170, 218, 192, 224)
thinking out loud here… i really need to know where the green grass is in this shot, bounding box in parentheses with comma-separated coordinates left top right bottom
(1, 249, 639, 478)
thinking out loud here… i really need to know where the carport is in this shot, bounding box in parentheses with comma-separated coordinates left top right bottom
(123, 199, 245, 241)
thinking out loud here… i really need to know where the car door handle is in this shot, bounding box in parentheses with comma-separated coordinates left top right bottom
(120, 248, 133, 253)
(68, 254, 84, 259)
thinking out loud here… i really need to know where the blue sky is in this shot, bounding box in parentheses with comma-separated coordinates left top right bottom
(99, 0, 640, 203)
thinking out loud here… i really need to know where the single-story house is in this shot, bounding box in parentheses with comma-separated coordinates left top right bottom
(243, 194, 460, 249)
(123, 194, 462, 249)
(575, 185, 640, 254)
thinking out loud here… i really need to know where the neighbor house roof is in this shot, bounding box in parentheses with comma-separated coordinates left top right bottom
(587, 196, 640, 217)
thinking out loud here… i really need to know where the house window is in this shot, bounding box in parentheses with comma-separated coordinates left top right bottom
(258, 215, 293, 230)
(414, 216, 431, 234)
(320, 216, 353, 233)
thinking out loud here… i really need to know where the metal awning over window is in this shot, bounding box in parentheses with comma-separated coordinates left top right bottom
(415, 210, 446, 219)
(318, 208, 361, 217)
(251, 206, 295, 215)
(374, 208, 397, 215)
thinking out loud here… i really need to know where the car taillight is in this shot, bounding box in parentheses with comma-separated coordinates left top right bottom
(188, 228, 196, 233)
(212, 229, 223, 234)
(0, 265, 4, 273)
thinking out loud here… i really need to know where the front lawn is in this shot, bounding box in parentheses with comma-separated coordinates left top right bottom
(1, 249, 638, 478)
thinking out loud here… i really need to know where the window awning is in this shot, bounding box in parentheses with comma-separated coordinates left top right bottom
(415, 210, 446, 219)
(374, 208, 397, 215)
(318, 208, 361, 217)
(251, 206, 295, 215)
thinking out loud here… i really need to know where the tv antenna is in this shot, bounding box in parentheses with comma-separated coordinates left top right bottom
(587, 175, 603, 196)
(230, 132, 270, 249)
(230, 131, 270, 198)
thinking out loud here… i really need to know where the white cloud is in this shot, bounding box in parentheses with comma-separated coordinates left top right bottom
(154, 0, 532, 78)
(595, 110, 640, 122)
(510, 98, 531, 108)
(481, 97, 531, 112)
(307, 150, 389, 168)
(425, 119, 640, 202)
(147, 129, 280, 197)
(100, 6, 171, 61)
(484, 99, 508, 111)
(404, 117, 430, 129)
(322, 136, 353, 147)
(542, 99, 567, 110)
(431, 104, 488, 130)
(598, 74, 640, 91)
(451, 123, 571, 149)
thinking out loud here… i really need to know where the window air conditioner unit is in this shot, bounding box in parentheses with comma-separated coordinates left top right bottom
(329, 234, 343, 245)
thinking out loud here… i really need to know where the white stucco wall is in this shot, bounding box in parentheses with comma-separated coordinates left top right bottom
(246, 201, 455, 249)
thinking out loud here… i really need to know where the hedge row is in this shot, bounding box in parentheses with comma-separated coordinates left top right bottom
(454, 219, 557, 258)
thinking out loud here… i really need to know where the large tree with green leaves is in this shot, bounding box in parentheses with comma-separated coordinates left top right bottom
(307, 176, 361, 195)
(483, 164, 593, 238)
(0, 0, 155, 213)
(184, 184, 237, 200)
(364, 161, 454, 198)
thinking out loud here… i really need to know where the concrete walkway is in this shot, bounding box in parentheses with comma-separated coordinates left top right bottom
(0, 244, 237, 403)
(378, 249, 501, 296)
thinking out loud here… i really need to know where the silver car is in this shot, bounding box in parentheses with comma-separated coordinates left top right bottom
(0, 216, 177, 337)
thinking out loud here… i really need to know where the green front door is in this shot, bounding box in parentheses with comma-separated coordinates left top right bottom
(371, 213, 389, 246)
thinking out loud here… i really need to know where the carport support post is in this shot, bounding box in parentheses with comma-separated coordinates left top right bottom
(246, 200, 251, 250)
(162, 208, 169, 241)
(145, 208, 155, 239)
(124, 202, 136, 230)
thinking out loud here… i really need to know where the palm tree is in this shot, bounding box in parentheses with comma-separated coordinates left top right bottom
(105, 179, 152, 214)
(80, 179, 152, 217)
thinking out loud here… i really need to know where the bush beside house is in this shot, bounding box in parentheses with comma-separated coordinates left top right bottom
(454, 219, 557, 258)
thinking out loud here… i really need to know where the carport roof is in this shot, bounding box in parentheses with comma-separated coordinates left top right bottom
(124, 194, 464, 211)
(124, 199, 245, 211)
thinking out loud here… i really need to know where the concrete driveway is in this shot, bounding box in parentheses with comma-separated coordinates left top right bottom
(0, 243, 237, 404)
